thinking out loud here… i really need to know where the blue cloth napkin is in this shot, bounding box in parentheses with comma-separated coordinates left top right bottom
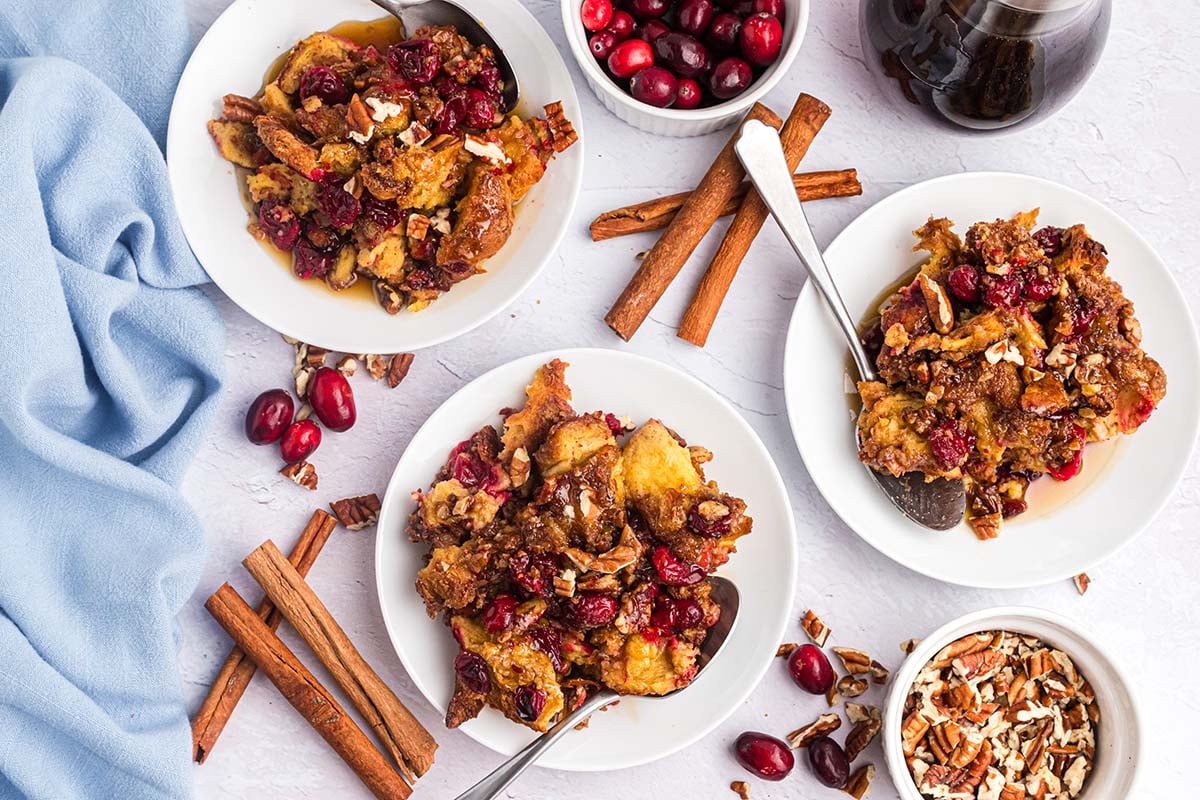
(0, 1, 223, 798)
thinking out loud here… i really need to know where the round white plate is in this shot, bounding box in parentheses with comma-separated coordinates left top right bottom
(167, 0, 584, 354)
(375, 348, 798, 770)
(784, 172, 1200, 589)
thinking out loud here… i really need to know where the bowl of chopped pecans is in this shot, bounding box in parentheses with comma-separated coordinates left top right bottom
(882, 607, 1141, 800)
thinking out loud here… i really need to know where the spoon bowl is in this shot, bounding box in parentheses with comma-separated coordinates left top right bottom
(453, 576, 741, 799)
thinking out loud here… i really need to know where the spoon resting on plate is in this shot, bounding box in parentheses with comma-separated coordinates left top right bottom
(452, 575, 741, 800)
(367, 0, 520, 111)
(734, 120, 966, 531)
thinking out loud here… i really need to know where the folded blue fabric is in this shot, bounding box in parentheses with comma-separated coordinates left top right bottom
(0, 2, 223, 798)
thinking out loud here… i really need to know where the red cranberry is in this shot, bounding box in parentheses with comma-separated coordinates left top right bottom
(638, 18, 672, 42)
(1072, 304, 1098, 336)
(651, 546, 706, 586)
(1049, 425, 1086, 481)
(361, 197, 402, 230)
(567, 593, 619, 628)
(307, 367, 356, 432)
(317, 180, 361, 229)
(514, 684, 547, 722)
(1024, 272, 1060, 301)
(983, 275, 1022, 308)
(608, 9, 636, 39)
(462, 87, 498, 128)
(279, 418, 321, 463)
(258, 200, 300, 251)
(293, 239, 334, 279)
(928, 420, 974, 470)
(1001, 498, 1028, 518)
(677, 0, 715, 36)
(739, 12, 783, 66)
(706, 11, 742, 52)
(603, 412, 627, 435)
(607, 38, 655, 78)
(947, 264, 981, 303)
(675, 77, 703, 108)
(581, 0, 614, 31)
(509, 552, 559, 598)
(687, 504, 732, 537)
(734, 732, 794, 781)
(590, 30, 618, 58)
(752, 0, 785, 18)
(787, 644, 834, 694)
(653, 32, 710, 78)
(627, 0, 669, 19)
(454, 651, 491, 694)
(474, 61, 504, 100)
(650, 596, 704, 631)
(1033, 225, 1063, 257)
(527, 627, 565, 673)
(807, 736, 850, 788)
(388, 40, 440, 84)
(629, 66, 679, 107)
(483, 595, 518, 633)
(436, 92, 467, 134)
(245, 389, 294, 445)
(710, 56, 753, 99)
(299, 66, 349, 105)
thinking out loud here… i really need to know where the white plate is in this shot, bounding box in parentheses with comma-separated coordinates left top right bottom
(375, 348, 798, 770)
(167, 0, 584, 354)
(784, 172, 1200, 589)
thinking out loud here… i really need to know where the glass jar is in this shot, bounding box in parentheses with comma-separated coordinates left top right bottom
(860, 0, 1111, 134)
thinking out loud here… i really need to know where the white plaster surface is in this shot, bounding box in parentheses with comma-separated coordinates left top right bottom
(179, 1, 1200, 797)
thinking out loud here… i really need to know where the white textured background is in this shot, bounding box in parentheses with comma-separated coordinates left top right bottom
(180, 1, 1200, 797)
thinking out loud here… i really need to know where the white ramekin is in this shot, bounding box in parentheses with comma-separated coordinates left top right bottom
(883, 607, 1141, 799)
(559, 0, 809, 137)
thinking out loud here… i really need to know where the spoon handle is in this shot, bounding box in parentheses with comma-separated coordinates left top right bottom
(453, 690, 619, 800)
(734, 120, 878, 382)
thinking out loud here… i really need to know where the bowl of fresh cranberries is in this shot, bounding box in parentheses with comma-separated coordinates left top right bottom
(562, 0, 807, 136)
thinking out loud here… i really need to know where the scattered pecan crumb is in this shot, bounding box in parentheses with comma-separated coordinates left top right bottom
(374, 281, 403, 314)
(280, 460, 317, 490)
(786, 712, 841, 748)
(801, 609, 831, 647)
(573, 718, 590, 731)
(845, 703, 880, 724)
(365, 354, 390, 380)
(837, 675, 868, 699)
(900, 638, 921, 655)
(844, 718, 881, 761)
(844, 764, 875, 798)
(336, 355, 356, 376)
(329, 493, 381, 530)
(387, 353, 415, 388)
(295, 402, 313, 421)
(833, 647, 873, 675)
(869, 660, 889, 685)
(295, 365, 314, 398)
(1073, 572, 1091, 595)
(826, 684, 840, 707)
(776, 642, 799, 658)
(304, 345, 328, 368)
(730, 781, 750, 800)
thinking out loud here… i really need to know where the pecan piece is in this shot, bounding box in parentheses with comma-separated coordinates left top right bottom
(844, 764, 874, 799)
(845, 718, 881, 762)
(336, 355, 357, 377)
(845, 703, 880, 724)
(553, 568, 576, 598)
(837, 675, 868, 699)
(329, 493, 381, 530)
(776, 642, 799, 658)
(869, 660, 889, 685)
(800, 609, 831, 647)
(917, 272, 955, 334)
(1073, 572, 1091, 595)
(900, 710, 930, 757)
(375, 281, 404, 315)
(387, 353, 415, 388)
(900, 638, 921, 655)
(345, 93, 375, 143)
(222, 93, 262, 122)
(280, 460, 318, 490)
(729, 781, 750, 800)
(543, 101, 578, 153)
(364, 353, 390, 380)
(786, 713, 841, 748)
(833, 647, 872, 675)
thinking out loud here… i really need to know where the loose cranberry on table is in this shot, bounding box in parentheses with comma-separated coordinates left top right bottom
(629, 66, 679, 107)
(279, 419, 321, 463)
(652, 32, 710, 78)
(734, 732, 794, 781)
(706, 11, 742, 52)
(581, 0, 614, 31)
(307, 367, 357, 432)
(739, 12, 783, 66)
(807, 736, 850, 788)
(787, 643, 835, 694)
(607, 38, 655, 78)
(677, 0, 715, 36)
(608, 8, 636, 39)
(637, 18, 671, 42)
(627, 0, 670, 19)
(245, 389, 294, 445)
(675, 77, 703, 108)
(709, 56, 753, 99)
(590, 29, 619, 58)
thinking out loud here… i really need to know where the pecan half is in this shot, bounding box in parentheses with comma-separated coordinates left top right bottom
(221, 93, 262, 122)
(786, 713, 841, 748)
(280, 460, 317, 490)
(844, 719, 881, 762)
(387, 353, 415, 388)
(845, 703, 880, 724)
(346, 93, 375, 143)
(329, 493, 381, 530)
(544, 101, 578, 153)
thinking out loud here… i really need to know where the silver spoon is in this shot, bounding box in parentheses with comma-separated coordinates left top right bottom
(453, 576, 741, 800)
(367, 0, 520, 112)
(734, 120, 966, 531)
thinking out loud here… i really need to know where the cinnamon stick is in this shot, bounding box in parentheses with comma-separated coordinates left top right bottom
(243, 539, 437, 781)
(205, 583, 412, 800)
(589, 169, 860, 242)
(191, 509, 337, 763)
(678, 94, 833, 347)
(604, 102, 783, 341)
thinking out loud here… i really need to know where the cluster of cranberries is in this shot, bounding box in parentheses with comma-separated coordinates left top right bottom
(733, 642, 853, 788)
(944, 225, 1067, 312)
(244, 367, 357, 464)
(580, 0, 785, 108)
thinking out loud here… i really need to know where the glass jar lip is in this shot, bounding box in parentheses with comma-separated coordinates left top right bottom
(998, 0, 1093, 11)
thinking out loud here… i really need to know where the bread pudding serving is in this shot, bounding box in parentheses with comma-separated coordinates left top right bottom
(408, 360, 751, 732)
(207, 22, 577, 314)
(856, 212, 1166, 539)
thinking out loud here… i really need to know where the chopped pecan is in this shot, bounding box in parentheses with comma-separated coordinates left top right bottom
(729, 781, 750, 800)
(917, 273, 955, 334)
(1073, 572, 1091, 595)
(932, 632, 994, 668)
(837, 675, 868, 699)
(364, 353, 390, 380)
(374, 281, 404, 315)
(294, 365, 314, 398)
(553, 568, 576, 598)
(869, 660, 889, 685)
(844, 718, 881, 762)
(776, 642, 799, 658)
(900, 709, 930, 757)
(345, 93, 375, 143)
(336, 355, 356, 376)
(329, 493, 381, 530)
(845, 703, 880, 724)
(543, 101, 578, 153)
(800, 609, 831, 647)
(280, 460, 317, 490)
(407, 212, 432, 241)
(844, 764, 874, 799)
(900, 638, 921, 655)
(833, 647, 873, 675)
(387, 353, 415, 388)
(303, 344, 328, 368)
(786, 713, 840, 748)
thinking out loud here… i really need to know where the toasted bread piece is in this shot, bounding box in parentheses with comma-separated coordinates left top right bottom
(437, 166, 514, 269)
(207, 119, 262, 168)
(451, 617, 564, 732)
(622, 420, 703, 534)
(254, 115, 321, 179)
(534, 414, 615, 479)
(500, 360, 575, 463)
(276, 32, 359, 94)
